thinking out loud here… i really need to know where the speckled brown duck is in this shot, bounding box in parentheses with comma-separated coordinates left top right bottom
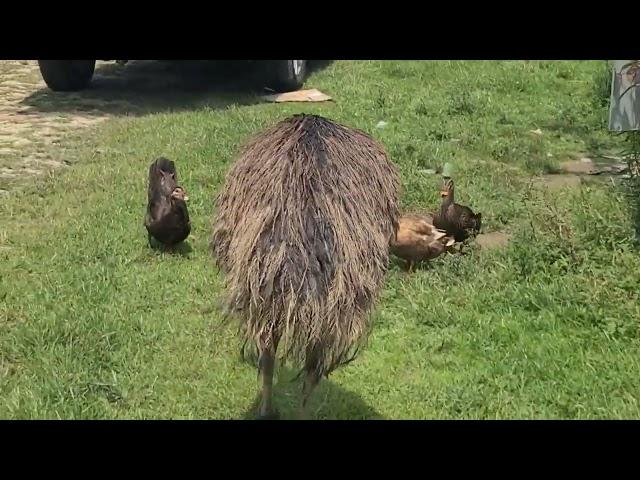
(390, 213, 455, 271)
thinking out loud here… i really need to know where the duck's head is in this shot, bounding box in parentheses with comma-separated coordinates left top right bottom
(440, 178, 455, 201)
(171, 186, 189, 202)
(156, 167, 177, 194)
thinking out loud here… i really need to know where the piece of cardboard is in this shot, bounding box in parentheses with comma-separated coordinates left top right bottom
(262, 88, 332, 103)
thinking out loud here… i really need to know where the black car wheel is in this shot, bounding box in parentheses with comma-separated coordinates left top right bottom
(38, 60, 96, 92)
(266, 60, 307, 92)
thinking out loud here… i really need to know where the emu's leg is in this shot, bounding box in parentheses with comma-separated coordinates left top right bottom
(257, 347, 279, 420)
(297, 345, 322, 420)
(297, 370, 321, 420)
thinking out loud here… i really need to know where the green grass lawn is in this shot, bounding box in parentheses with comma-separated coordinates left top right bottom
(2, 60, 640, 419)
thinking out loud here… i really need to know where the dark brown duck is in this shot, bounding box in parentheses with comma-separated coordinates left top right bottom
(433, 178, 481, 242)
(144, 157, 191, 247)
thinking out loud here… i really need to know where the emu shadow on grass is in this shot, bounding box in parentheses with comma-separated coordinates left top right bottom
(241, 366, 383, 420)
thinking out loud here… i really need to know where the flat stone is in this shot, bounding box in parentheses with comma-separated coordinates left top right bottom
(538, 174, 582, 189)
(559, 159, 596, 174)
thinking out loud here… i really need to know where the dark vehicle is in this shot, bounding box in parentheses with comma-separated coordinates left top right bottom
(37, 60, 308, 93)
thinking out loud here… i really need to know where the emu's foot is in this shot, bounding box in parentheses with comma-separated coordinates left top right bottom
(256, 409, 280, 420)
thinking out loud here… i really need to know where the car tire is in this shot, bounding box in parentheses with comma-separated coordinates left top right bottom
(38, 60, 96, 92)
(266, 60, 307, 92)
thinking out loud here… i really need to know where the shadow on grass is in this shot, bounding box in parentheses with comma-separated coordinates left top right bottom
(148, 238, 194, 257)
(240, 365, 383, 420)
(389, 258, 440, 273)
(20, 60, 335, 117)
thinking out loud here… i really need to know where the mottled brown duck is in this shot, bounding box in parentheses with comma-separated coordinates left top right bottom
(390, 213, 455, 271)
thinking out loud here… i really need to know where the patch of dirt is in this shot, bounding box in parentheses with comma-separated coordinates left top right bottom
(559, 156, 633, 176)
(536, 174, 583, 189)
(475, 231, 512, 250)
(0, 61, 109, 183)
(0, 60, 265, 186)
(535, 155, 637, 191)
(559, 158, 599, 175)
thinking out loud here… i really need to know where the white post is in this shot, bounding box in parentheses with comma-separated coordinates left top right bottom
(609, 60, 640, 132)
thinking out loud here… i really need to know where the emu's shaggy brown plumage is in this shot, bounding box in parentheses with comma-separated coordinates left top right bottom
(211, 114, 400, 418)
